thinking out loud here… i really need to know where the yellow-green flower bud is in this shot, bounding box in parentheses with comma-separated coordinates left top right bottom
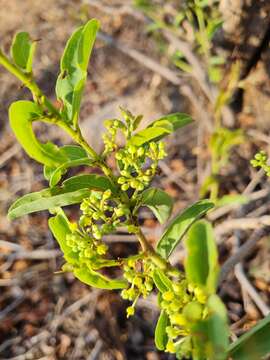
(69, 222, 78, 232)
(93, 230, 102, 240)
(115, 152, 123, 160)
(130, 179, 139, 189)
(166, 326, 179, 340)
(114, 207, 125, 217)
(126, 306, 135, 318)
(133, 276, 142, 287)
(127, 225, 138, 233)
(194, 287, 207, 304)
(121, 183, 129, 191)
(97, 244, 108, 255)
(162, 291, 174, 302)
(150, 142, 157, 152)
(166, 340, 176, 354)
(171, 313, 187, 326)
(103, 189, 112, 200)
(118, 177, 126, 184)
(183, 301, 203, 322)
(128, 145, 137, 155)
(137, 147, 145, 157)
(121, 289, 129, 300)
(172, 283, 182, 294)
(169, 300, 181, 312)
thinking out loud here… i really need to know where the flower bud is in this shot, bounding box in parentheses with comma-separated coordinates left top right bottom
(97, 244, 108, 255)
(103, 189, 112, 200)
(126, 306, 135, 318)
(137, 147, 145, 157)
(121, 183, 129, 191)
(162, 291, 174, 302)
(166, 340, 176, 353)
(183, 301, 203, 322)
(171, 313, 186, 326)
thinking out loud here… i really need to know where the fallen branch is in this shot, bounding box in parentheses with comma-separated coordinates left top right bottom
(219, 228, 267, 284)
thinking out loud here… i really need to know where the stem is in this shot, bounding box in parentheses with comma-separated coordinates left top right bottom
(0, 48, 116, 180)
(56, 120, 99, 160)
(136, 228, 180, 277)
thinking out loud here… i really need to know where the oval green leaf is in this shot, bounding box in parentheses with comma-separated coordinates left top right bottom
(56, 19, 99, 125)
(185, 220, 219, 293)
(136, 187, 173, 224)
(62, 174, 117, 193)
(11, 32, 36, 73)
(8, 174, 117, 219)
(228, 314, 270, 360)
(153, 268, 173, 293)
(48, 211, 79, 264)
(44, 145, 89, 184)
(49, 157, 93, 187)
(8, 188, 90, 220)
(9, 100, 67, 167)
(73, 264, 127, 290)
(155, 310, 170, 351)
(129, 113, 193, 147)
(190, 294, 229, 360)
(156, 200, 214, 259)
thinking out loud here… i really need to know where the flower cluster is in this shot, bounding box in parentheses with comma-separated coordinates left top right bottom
(251, 151, 270, 176)
(116, 142, 166, 193)
(64, 189, 133, 264)
(80, 189, 129, 232)
(121, 256, 154, 317)
(102, 108, 167, 195)
(102, 107, 142, 155)
(160, 281, 208, 355)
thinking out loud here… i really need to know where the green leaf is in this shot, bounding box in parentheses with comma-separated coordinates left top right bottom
(73, 264, 127, 290)
(56, 19, 99, 125)
(129, 113, 193, 147)
(185, 220, 219, 293)
(49, 213, 127, 290)
(60, 145, 88, 159)
(11, 32, 36, 73)
(49, 158, 93, 187)
(228, 314, 270, 360)
(153, 268, 173, 293)
(155, 310, 169, 350)
(9, 101, 67, 167)
(44, 145, 89, 184)
(48, 211, 79, 264)
(137, 188, 173, 224)
(191, 295, 229, 360)
(156, 200, 214, 259)
(8, 188, 90, 220)
(8, 174, 117, 219)
(62, 174, 117, 193)
(8, 189, 51, 215)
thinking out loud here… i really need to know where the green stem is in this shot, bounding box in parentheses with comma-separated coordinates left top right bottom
(0, 48, 117, 181)
(136, 228, 180, 277)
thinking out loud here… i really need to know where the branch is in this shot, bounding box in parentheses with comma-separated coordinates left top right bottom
(218, 228, 267, 284)
(235, 263, 270, 316)
(215, 216, 270, 236)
